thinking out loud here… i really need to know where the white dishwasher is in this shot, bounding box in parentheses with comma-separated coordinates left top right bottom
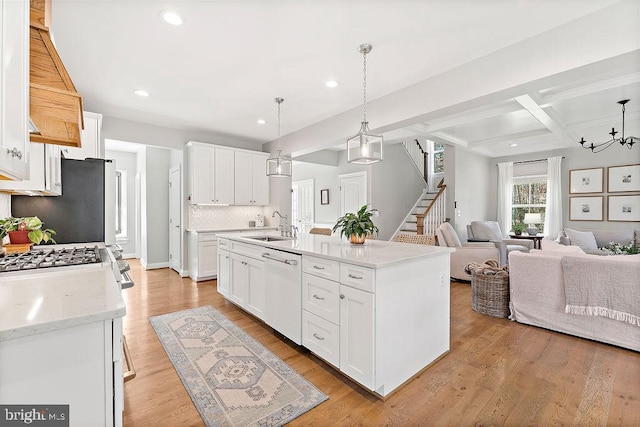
(262, 248, 302, 345)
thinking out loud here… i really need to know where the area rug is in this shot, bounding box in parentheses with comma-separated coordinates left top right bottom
(149, 305, 328, 426)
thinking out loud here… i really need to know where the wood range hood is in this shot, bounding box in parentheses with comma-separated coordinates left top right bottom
(29, 0, 84, 148)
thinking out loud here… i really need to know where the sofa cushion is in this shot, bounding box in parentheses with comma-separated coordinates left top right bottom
(439, 222, 462, 247)
(541, 239, 585, 253)
(564, 228, 598, 251)
(592, 229, 635, 248)
(470, 221, 503, 241)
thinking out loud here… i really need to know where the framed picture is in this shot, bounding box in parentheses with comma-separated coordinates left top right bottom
(608, 195, 640, 222)
(608, 164, 640, 193)
(320, 189, 329, 205)
(569, 167, 604, 194)
(569, 196, 603, 221)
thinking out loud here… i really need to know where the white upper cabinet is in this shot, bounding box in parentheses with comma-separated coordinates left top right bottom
(61, 112, 103, 160)
(187, 141, 269, 206)
(0, 143, 62, 195)
(234, 151, 269, 205)
(0, 0, 29, 180)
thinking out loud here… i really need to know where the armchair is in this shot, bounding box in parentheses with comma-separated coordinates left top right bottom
(436, 222, 500, 281)
(467, 221, 532, 265)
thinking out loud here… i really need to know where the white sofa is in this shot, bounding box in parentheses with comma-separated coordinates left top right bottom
(509, 245, 640, 352)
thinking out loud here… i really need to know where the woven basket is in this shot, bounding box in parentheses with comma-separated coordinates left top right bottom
(471, 271, 510, 318)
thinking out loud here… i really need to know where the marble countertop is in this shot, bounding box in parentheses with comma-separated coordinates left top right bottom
(186, 226, 278, 233)
(222, 232, 454, 268)
(0, 266, 126, 341)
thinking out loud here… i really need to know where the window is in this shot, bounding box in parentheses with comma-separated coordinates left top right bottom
(512, 175, 546, 231)
(433, 142, 445, 174)
(115, 170, 127, 239)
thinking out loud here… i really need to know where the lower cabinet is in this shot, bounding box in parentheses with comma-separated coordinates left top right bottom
(188, 232, 218, 281)
(216, 245, 230, 297)
(229, 252, 265, 320)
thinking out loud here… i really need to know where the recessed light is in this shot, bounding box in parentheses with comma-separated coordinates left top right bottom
(257, 119, 266, 125)
(325, 80, 339, 88)
(510, 143, 518, 147)
(134, 90, 150, 97)
(162, 11, 183, 26)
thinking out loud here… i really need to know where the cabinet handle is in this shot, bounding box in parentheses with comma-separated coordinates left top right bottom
(312, 294, 325, 300)
(6, 148, 22, 160)
(340, 294, 345, 299)
(313, 265, 325, 270)
(348, 274, 363, 280)
(312, 333, 325, 341)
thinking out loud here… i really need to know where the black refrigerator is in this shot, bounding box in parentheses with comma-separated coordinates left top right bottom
(12, 158, 116, 245)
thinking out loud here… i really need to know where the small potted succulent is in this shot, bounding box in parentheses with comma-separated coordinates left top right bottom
(0, 216, 56, 245)
(332, 205, 379, 244)
(512, 222, 526, 236)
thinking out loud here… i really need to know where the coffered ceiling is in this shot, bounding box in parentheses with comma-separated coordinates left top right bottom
(50, 0, 639, 158)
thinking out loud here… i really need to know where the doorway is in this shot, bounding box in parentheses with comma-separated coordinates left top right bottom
(338, 172, 367, 216)
(292, 179, 314, 233)
(169, 166, 181, 273)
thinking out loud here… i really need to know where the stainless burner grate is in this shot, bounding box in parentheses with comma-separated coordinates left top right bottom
(0, 246, 102, 272)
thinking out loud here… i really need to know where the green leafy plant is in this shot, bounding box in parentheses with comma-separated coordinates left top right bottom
(0, 216, 56, 244)
(332, 205, 379, 240)
(600, 240, 638, 255)
(512, 222, 526, 234)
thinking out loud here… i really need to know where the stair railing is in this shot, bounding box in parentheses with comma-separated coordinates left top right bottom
(401, 139, 428, 186)
(416, 179, 446, 235)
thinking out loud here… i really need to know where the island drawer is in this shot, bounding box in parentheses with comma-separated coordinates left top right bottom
(340, 263, 375, 293)
(217, 238, 230, 250)
(303, 256, 340, 281)
(302, 273, 340, 325)
(302, 310, 339, 368)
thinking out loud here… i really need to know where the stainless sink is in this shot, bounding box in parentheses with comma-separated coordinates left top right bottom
(245, 235, 291, 242)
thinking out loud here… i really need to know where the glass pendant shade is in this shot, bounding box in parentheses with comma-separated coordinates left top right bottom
(347, 121, 383, 164)
(266, 149, 292, 177)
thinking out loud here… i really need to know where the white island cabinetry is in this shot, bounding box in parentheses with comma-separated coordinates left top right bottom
(219, 233, 453, 397)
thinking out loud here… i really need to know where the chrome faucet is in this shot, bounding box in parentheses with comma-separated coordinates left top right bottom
(272, 211, 290, 236)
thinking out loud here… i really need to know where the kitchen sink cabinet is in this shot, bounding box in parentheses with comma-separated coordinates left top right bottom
(339, 284, 374, 389)
(229, 252, 265, 320)
(234, 150, 270, 205)
(0, 0, 29, 180)
(61, 112, 103, 160)
(187, 142, 234, 205)
(188, 231, 218, 281)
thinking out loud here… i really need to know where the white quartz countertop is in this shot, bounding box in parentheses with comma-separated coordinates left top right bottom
(186, 226, 278, 233)
(221, 232, 454, 268)
(0, 266, 126, 341)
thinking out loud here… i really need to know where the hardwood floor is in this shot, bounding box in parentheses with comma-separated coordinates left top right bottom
(121, 260, 640, 426)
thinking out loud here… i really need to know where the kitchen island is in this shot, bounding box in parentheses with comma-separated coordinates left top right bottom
(217, 232, 454, 398)
(0, 265, 126, 427)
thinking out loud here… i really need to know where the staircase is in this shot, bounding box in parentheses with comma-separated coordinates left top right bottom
(392, 139, 447, 241)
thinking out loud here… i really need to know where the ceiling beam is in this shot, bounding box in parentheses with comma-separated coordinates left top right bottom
(427, 131, 469, 148)
(467, 128, 550, 147)
(514, 94, 573, 142)
(539, 72, 640, 106)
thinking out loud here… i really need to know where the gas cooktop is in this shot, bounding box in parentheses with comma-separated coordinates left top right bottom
(0, 246, 103, 272)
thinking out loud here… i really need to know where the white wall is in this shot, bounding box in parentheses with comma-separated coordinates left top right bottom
(143, 147, 171, 268)
(105, 149, 137, 258)
(292, 162, 340, 225)
(452, 147, 492, 241)
(490, 145, 640, 233)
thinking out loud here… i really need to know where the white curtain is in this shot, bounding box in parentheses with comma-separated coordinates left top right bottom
(497, 162, 513, 238)
(544, 156, 563, 240)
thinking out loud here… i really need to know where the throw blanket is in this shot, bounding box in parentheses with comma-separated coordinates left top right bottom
(464, 259, 509, 276)
(562, 255, 640, 327)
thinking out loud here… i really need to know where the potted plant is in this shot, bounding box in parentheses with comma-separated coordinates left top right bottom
(0, 216, 56, 245)
(512, 222, 526, 236)
(332, 205, 379, 244)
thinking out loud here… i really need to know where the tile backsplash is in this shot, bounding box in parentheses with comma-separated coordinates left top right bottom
(0, 194, 10, 218)
(189, 205, 271, 230)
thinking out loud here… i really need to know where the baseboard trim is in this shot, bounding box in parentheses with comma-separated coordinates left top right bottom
(144, 261, 170, 270)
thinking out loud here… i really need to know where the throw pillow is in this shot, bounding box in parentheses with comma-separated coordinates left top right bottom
(564, 228, 598, 251)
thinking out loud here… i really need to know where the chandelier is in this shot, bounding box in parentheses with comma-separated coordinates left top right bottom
(347, 43, 383, 164)
(579, 99, 638, 153)
(266, 97, 292, 177)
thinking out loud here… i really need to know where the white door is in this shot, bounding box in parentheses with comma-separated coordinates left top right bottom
(169, 166, 181, 273)
(339, 172, 367, 216)
(292, 179, 314, 232)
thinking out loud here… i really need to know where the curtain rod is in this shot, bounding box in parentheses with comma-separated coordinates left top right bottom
(497, 156, 566, 166)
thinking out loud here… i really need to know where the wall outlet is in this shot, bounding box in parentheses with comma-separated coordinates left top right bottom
(439, 271, 446, 287)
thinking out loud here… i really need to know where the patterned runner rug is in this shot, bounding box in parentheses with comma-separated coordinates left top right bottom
(150, 305, 328, 426)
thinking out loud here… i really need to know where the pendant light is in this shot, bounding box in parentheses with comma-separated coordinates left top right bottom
(578, 99, 638, 153)
(347, 43, 383, 164)
(266, 97, 292, 177)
